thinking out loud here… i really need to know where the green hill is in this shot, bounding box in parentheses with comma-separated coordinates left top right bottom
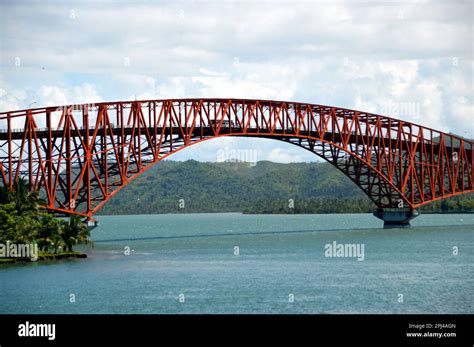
(97, 160, 473, 215)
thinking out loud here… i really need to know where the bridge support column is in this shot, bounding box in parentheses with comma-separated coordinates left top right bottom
(85, 216, 99, 229)
(373, 208, 419, 228)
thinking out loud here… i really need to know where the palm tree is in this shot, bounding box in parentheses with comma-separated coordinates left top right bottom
(0, 178, 45, 215)
(37, 213, 63, 252)
(61, 215, 93, 252)
(50, 231, 65, 254)
(0, 185, 13, 204)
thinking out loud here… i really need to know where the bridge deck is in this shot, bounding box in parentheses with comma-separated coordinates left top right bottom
(1, 126, 470, 155)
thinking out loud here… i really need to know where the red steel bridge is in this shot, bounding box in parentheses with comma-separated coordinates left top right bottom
(0, 98, 472, 226)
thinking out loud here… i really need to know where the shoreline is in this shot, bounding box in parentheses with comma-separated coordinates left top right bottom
(0, 252, 87, 264)
(96, 211, 474, 217)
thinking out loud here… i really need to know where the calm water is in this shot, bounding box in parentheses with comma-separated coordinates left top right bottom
(0, 213, 473, 314)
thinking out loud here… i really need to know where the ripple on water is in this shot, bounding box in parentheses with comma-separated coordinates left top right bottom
(1, 213, 473, 313)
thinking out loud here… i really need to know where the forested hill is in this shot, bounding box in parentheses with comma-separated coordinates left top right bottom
(98, 160, 474, 215)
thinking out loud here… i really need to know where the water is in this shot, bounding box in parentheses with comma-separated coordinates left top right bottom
(0, 213, 473, 314)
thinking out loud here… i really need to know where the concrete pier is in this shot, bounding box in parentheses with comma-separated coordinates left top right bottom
(373, 208, 419, 228)
(85, 217, 100, 229)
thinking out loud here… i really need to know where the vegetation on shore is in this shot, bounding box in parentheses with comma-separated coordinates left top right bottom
(0, 250, 87, 264)
(98, 160, 474, 215)
(0, 179, 93, 263)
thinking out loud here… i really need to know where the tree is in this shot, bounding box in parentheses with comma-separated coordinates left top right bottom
(36, 213, 63, 252)
(1, 179, 93, 257)
(61, 215, 93, 252)
(0, 178, 45, 216)
(0, 185, 13, 205)
(50, 230, 65, 254)
(0, 202, 18, 243)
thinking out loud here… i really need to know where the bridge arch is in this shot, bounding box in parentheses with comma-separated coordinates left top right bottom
(90, 133, 408, 215)
(0, 98, 472, 226)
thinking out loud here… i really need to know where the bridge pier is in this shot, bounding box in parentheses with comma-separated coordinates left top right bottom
(85, 217, 99, 229)
(373, 208, 419, 228)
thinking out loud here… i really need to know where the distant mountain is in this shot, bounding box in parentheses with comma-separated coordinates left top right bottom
(98, 160, 473, 215)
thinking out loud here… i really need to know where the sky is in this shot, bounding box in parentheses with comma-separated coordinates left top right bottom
(0, 0, 472, 163)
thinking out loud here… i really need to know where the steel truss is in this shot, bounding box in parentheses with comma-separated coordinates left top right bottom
(0, 98, 472, 217)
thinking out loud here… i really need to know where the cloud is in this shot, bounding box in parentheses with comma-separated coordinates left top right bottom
(449, 96, 474, 138)
(34, 83, 103, 108)
(267, 147, 307, 163)
(36, 85, 69, 106)
(0, 86, 25, 112)
(0, 0, 472, 160)
(170, 137, 318, 163)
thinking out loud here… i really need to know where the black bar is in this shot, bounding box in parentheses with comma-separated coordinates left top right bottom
(0, 314, 472, 345)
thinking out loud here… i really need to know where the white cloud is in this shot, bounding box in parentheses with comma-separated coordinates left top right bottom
(449, 96, 474, 138)
(37, 85, 69, 106)
(267, 147, 306, 163)
(415, 80, 444, 129)
(0, 87, 25, 112)
(0, 0, 472, 161)
(378, 61, 419, 97)
(35, 83, 103, 108)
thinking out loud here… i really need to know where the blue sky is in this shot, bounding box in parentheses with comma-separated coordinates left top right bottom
(0, 0, 472, 162)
